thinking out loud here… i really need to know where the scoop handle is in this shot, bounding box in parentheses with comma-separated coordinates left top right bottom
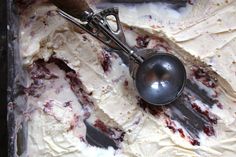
(51, 0, 93, 21)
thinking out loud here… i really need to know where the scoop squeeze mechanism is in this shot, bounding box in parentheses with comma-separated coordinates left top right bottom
(58, 8, 143, 63)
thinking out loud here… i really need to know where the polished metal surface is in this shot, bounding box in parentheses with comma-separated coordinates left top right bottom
(135, 53, 186, 105)
(58, 4, 186, 106)
(84, 120, 118, 149)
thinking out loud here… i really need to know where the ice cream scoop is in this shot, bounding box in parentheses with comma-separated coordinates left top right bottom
(51, 0, 186, 105)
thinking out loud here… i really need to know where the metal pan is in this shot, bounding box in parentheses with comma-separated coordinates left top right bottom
(4, 0, 217, 156)
(4, 0, 28, 156)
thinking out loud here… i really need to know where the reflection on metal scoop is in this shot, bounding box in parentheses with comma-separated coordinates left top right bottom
(134, 51, 186, 105)
(51, 0, 186, 106)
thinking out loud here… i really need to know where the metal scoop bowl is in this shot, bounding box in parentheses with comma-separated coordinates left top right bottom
(131, 49, 186, 105)
(51, 0, 186, 106)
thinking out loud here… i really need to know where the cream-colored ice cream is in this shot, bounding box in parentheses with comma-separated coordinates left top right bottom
(19, 1, 236, 157)
(113, 0, 236, 98)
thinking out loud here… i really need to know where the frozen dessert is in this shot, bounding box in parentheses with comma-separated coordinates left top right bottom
(18, 0, 236, 157)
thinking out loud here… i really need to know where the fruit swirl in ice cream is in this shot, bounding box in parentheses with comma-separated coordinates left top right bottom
(18, 0, 236, 157)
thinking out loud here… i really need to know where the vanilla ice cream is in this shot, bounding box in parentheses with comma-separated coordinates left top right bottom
(18, 0, 236, 157)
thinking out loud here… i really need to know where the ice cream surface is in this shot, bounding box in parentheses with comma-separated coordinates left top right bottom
(19, 0, 236, 157)
(111, 0, 236, 97)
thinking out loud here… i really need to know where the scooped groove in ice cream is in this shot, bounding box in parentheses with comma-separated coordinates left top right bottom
(108, 0, 236, 98)
(19, 1, 236, 157)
